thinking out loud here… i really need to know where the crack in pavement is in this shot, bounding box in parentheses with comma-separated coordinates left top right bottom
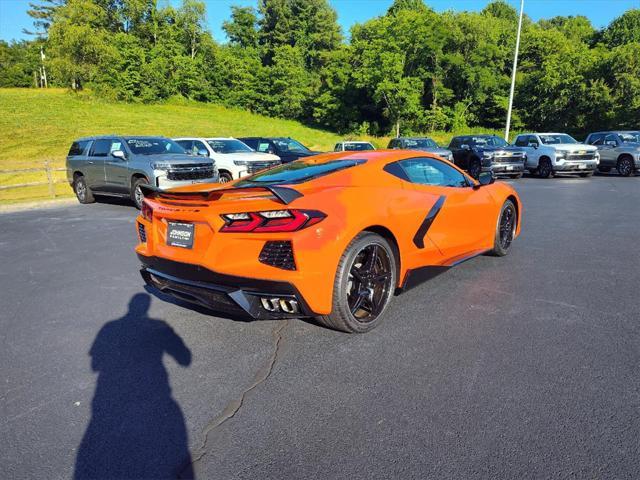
(178, 321, 289, 477)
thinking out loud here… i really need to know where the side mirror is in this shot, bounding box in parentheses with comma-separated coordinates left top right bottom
(529, 143, 539, 149)
(197, 149, 209, 157)
(460, 144, 470, 150)
(112, 150, 126, 160)
(605, 140, 617, 147)
(475, 171, 495, 188)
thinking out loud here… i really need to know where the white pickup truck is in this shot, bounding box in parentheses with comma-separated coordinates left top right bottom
(513, 133, 599, 178)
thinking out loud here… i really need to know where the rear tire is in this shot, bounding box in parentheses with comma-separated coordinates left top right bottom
(490, 200, 517, 257)
(131, 177, 149, 209)
(617, 156, 634, 177)
(73, 175, 95, 204)
(317, 232, 396, 333)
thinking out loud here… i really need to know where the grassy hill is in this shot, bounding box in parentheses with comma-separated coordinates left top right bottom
(0, 88, 503, 204)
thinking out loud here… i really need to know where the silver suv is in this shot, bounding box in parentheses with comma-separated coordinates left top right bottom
(387, 137, 453, 161)
(66, 136, 218, 208)
(585, 131, 640, 176)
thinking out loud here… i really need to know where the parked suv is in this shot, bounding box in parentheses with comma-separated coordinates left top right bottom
(514, 133, 599, 178)
(175, 137, 281, 183)
(387, 137, 453, 161)
(334, 141, 375, 152)
(584, 131, 640, 176)
(238, 137, 321, 163)
(66, 136, 218, 208)
(448, 135, 526, 179)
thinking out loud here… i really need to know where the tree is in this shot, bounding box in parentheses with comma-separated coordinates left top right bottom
(482, 1, 517, 22)
(177, 0, 207, 59)
(601, 9, 640, 48)
(223, 6, 259, 48)
(25, 0, 66, 36)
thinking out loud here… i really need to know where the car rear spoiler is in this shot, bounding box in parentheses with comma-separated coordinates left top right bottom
(139, 184, 304, 205)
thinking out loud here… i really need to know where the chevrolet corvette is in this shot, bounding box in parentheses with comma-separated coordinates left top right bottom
(136, 150, 521, 333)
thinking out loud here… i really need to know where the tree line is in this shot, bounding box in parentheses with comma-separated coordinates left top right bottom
(1, 0, 639, 137)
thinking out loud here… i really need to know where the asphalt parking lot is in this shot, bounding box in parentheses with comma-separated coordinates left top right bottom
(2, 175, 640, 479)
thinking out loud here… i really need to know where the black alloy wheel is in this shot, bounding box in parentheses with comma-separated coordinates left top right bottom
(617, 156, 634, 177)
(490, 199, 517, 257)
(347, 244, 394, 322)
(537, 158, 552, 178)
(317, 232, 396, 333)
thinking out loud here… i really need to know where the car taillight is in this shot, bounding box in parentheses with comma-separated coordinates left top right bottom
(141, 201, 153, 222)
(220, 209, 325, 233)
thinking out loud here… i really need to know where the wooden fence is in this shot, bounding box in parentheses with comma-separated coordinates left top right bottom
(0, 161, 68, 198)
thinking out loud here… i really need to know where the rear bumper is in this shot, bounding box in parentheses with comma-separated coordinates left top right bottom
(138, 254, 317, 319)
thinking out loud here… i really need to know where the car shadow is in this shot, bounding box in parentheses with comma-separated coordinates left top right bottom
(93, 194, 137, 208)
(74, 293, 195, 479)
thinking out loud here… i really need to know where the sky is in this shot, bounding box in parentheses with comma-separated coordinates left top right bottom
(1, 0, 639, 43)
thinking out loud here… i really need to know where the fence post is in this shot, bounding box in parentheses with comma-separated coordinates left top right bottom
(45, 160, 56, 198)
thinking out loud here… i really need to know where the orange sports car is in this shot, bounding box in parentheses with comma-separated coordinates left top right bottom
(135, 150, 522, 333)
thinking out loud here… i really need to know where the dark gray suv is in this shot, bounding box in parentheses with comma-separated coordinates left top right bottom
(66, 136, 218, 208)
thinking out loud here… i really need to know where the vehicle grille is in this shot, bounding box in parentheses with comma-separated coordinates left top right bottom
(494, 153, 525, 163)
(247, 161, 280, 174)
(259, 241, 296, 270)
(137, 222, 147, 242)
(167, 163, 215, 181)
(566, 153, 596, 161)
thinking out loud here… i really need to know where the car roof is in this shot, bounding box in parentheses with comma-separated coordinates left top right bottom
(74, 135, 168, 141)
(398, 137, 434, 140)
(339, 141, 372, 144)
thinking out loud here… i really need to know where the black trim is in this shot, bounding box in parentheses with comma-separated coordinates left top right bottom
(139, 184, 303, 205)
(412, 195, 446, 249)
(138, 254, 316, 319)
(398, 266, 449, 292)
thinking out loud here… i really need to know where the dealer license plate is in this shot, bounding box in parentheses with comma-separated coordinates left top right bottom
(506, 165, 514, 171)
(578, 164, 587, 169)
(167, 222, 194, 249)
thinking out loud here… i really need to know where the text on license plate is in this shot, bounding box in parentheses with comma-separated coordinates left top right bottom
(167, 222, 194, 249)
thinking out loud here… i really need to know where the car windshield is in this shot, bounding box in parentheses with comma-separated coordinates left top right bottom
(406, 138, 438, 149)
(126, 138, 185, 155)
(343, 143, 374, 151)
(207, 139, 253, 154)
(273, 138, 310, 153)
(236, 159, 364, 185)
(619, 132, 640, 143)
(539, 134, 577, 145)
(469, 136, 508, 147)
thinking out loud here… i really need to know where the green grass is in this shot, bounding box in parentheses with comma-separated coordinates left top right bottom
(0, 88, 505, 204)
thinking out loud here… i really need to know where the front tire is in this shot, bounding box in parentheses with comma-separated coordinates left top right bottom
(131, 177, 149, 209)
(537, 158, 552, 178)
(317, 232, 396, 333)
(73, 175, 95, 204)
(219, 171, 233, 183)
(617, 156, 634, 177)
(490, 200, 517, 257)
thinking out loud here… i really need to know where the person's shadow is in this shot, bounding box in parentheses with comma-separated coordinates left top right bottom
(74, 293, 195, 479)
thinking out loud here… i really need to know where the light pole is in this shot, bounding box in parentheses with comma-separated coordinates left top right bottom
(505, 0, 524, 142)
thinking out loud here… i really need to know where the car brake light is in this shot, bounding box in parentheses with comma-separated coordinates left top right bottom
(141, 201, 153, 222)
(220, 209, 325, 232)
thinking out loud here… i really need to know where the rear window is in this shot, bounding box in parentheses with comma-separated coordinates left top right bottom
(68, 140, 90, 156)
(236, 159, 365, 186)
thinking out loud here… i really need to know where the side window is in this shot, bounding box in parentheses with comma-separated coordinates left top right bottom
(257, 142, 271, 153)
(388, 139, 396, 149)
(334, 143, 341, 151)
(604, 134, 618, 146)
(587, 134, 603, 145)
(110, 141, 123, 153)
(193, 140, 208, 155)
(527, 135, 539, 147)
(395, 157, 468, 188)
(68, 140, 90, 156)
(514, 136, 528, 147)
(242, 138, 258, 149)
(90, 139, 113, 157)
(449, 137, 460, 149)
(176, 140, 193, 151)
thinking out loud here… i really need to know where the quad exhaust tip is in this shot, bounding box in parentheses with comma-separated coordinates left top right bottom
(260, 297, 299, 314)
